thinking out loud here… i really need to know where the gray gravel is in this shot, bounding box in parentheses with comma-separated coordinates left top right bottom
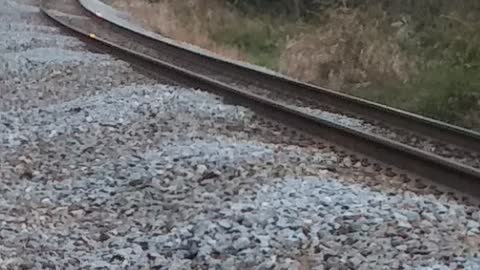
(297, 107, 376, 132)
(0, 4, 154, 111)
(2, 0, 39, 13)
(0, 22, 60, 33)
(0, 33, 84, 52)
(0, 85, 254, 148)
(2, 0, 480, 269)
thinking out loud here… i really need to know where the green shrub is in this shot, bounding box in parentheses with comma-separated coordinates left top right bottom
(413, 67, 480, 126)
(211, 17, 284, 69)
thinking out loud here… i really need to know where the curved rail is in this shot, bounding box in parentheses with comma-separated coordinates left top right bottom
(40, 0, 480, 198)
(79, 0, 480, 154)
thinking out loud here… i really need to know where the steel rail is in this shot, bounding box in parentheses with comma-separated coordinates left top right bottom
(78, 0, 480, 154)
(40, 0, 480, 198)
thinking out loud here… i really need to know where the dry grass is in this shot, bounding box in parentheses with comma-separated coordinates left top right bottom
(110, 0, 246, 60)
(111, 1, 415, 90)
(279, 7, 415, 90)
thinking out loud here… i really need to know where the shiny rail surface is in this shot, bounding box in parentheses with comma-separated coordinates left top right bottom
(40, 0, 480, 198)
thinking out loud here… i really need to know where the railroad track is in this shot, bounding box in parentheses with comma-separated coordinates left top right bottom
(41, 0, 480, 197)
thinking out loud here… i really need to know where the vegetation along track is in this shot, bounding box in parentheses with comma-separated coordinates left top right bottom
(41, 0, 480, 197)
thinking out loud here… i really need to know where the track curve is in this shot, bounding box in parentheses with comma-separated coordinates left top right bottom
(79, 0, 480, 170)
(40, 0, 480, 198)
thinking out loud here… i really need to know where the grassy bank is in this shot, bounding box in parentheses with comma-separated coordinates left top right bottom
(111, 0, 480, 130)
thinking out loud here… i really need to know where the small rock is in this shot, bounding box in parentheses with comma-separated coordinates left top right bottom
(196, 164, 208, 175)
(349, 254, 365, 267)
(41, 197, 53, 205)
(404, 211, 421, 222)
(233, 237, 250, 251)
(221, 257, 236, 269)
(393, 213, 408, 221)
(70, 209, 85, 217)
(277, 258, 302, 270)
(342, 157, 352, 167)
(256, 256, 277, 270)
(467, 220, 480, 230)
(422, 212, 437, 222)
(218, 219, 233, 230)
(397, 220, 412, 229)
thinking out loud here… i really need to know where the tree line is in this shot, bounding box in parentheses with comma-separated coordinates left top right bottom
(226, 0, 480, 18)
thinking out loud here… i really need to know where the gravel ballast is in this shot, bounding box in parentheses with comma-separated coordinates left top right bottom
(1, 0, 480, 269)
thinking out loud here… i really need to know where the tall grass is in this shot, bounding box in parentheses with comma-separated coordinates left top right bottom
(355, 4, 480, 129)
(211, 17, 283, 69)
(109, 0, 247, 60)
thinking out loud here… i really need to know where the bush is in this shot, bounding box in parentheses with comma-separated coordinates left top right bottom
(226, 0, 346, 17)
(212, 16, 284, 68)
(226, 0, 480, 19)
(413, 67, 480, 127)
